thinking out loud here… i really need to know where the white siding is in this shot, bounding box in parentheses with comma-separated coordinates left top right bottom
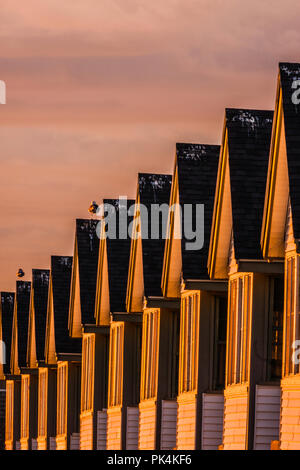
(223, 386, 248, 450)
(107, 408, 122, 450)
(138, 402, 156, 450)
(70, 433, 80, 450)
(280, 377, 300, 450)
(201, 393, 224, 450)
(126, 407, 139, 450)
(97, 409, 107, 450)
(5, 441, 13, 450)
(20, 438, 29, 450)
(253, 385, 280, 450)
(37, 437, 47, 450)
(161, 400, 177, 450)
(80, 412, 93, 450)
(56, 435, 67, 450)
(176, 396, 197, 450)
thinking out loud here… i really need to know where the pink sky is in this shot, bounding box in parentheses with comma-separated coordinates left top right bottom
(1, 0, 300, 290)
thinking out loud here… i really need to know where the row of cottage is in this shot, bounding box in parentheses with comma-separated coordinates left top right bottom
(1, 62, 300, 451)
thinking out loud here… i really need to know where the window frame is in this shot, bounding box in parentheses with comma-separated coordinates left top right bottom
(57, 362, 68, 436)
(5, 380, 14, 442)
(140, 310, 160, 400)
(226, 274, 253, 386)
(108, 323, 124, 407)
(20, 375, 30, 440)
(179, 292, 200, 394)
(81, 334, 95, 412)
(38, 368, 48, 437)
(283, 253, 299, 377)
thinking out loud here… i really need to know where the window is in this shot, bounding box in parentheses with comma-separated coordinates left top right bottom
(168, 311, 180, 399)
(213, 296, 227, 390)
(179, 293, 200, 393)
(141, 310, 159, 400)
(38, 369, 48, 437)
(268, 277, 284, 380)
(81, 334, 95, 412)
(226, 275, 252, 386)
(108, 324, 124, 407)
(57, 363, 67, 436)
(21, 375, 29, 439)
(283, 254, 300, 376)
(5, 381, 13, 442)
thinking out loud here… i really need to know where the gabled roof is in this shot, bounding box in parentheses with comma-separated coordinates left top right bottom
(45, 256, 81, 363)
(0, 292, 15, 375)
(69, 219, 99, 336)
(27, 269, 50, 367)
(279, 62, 300, 239)
(162, 143, 220, 296)
(126, 173, 172, 311)
(95, 199, 135, 324)
(261, 62, 300, 257)
(208, 108, 273, 278)
(11, 281, 31, 373)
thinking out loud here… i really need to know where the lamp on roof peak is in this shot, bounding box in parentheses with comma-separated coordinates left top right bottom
(16, 268, 25, 278)
(88, 201, 99, 215)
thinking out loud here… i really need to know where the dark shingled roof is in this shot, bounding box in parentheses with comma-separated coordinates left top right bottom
(176, 143, 220, 279)
(15, 281, 31, 368)
(75, 219, 99, 325)
(104, 198, 135, 312)
(32, 269, 50, 362)
(279, 62, 300, 239)
(138, 173, 172, 297)
(51, 256, 81, 354)
(1, 292, 15, 374)
(226, 108, 273, 260)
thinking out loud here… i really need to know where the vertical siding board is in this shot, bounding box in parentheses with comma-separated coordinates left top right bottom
(201, 393, 224, 450)
(49, 436, 56, 450)
(253, 385, 280, 450)
(160, 400, 177, 450)
(70, 433, 80, 450)
(97, 409, 107, 450)
(126, 406, 139, 450)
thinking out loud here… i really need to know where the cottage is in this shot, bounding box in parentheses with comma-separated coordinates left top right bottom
(208, 108, 283, 450)
(24, 269, 54, 451)
(261, 62, 300, 450)
(99, 198, 141, 450)
(44, 256, 81, 450)
(5, 281, 31, 450)
(18, 269, 50, 450)
(125, 173, 177, 450)
(163, 143, 226, 450)
(0, 292, 14, 449)
(67, 219, 106, 450)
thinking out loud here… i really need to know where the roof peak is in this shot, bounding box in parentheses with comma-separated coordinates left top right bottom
(176, 142, 220, 163)
(225, 108, 273, 131)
